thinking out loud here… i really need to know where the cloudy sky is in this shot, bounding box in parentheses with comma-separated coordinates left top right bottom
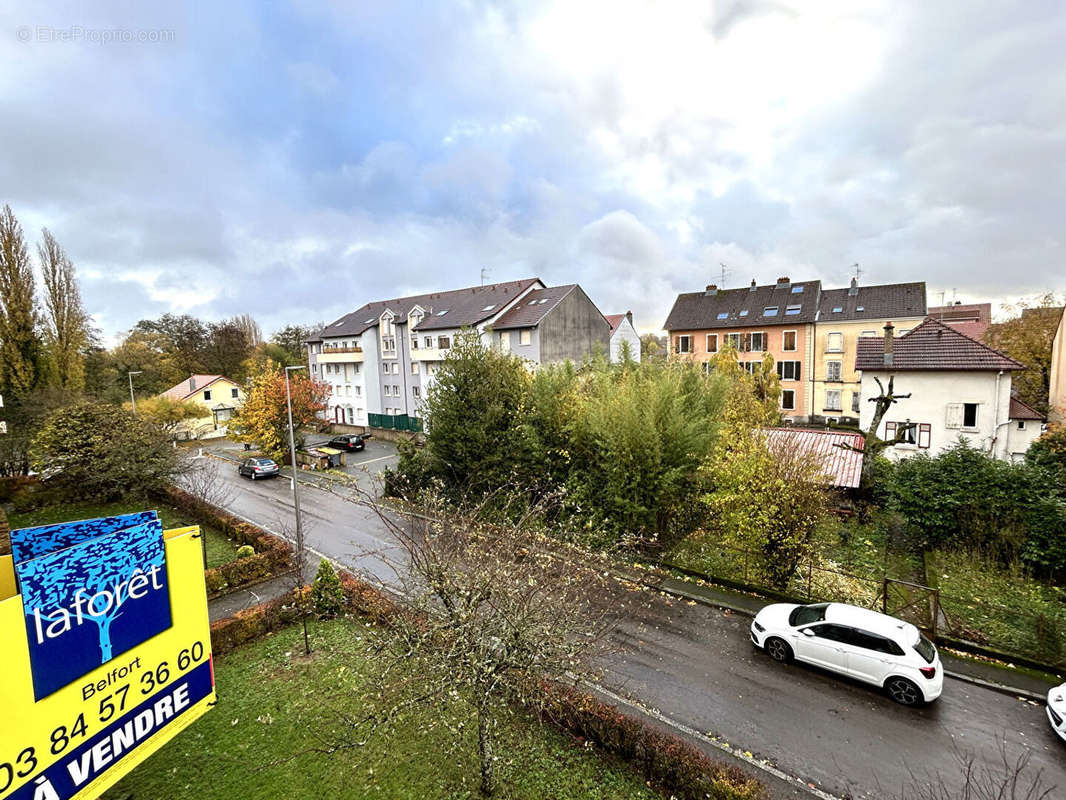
(1, 0, 1063, 341)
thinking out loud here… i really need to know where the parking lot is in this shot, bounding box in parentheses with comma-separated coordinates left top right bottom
(302, 434, 401, 479)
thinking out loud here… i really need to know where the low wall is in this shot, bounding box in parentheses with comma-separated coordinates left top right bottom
(330, 422, 423, 445)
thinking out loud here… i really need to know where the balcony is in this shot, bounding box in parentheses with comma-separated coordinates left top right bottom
(414, 346, 450, 362)
(318, 347, 364, 364)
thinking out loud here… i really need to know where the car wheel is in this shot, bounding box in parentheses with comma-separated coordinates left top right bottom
(885, 676, 922, 706)
(250, 472, 256, 480)
(765, 637, 792, 663)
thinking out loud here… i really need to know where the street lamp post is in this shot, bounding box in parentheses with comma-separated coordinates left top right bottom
(284, 365, 310, 655)
(128, 371, 143, 414)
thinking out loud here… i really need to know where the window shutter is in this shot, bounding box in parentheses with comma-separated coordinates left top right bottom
(776, 362, 784, 379)
(795, 361, 801, 381)
(918, 423, 931, 449)
(945, 403, 962, 429)
(885, 421, 897, 439)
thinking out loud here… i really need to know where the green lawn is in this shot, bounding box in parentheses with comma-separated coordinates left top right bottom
(6, 499, 242, 569)
(102, 620, 663, 800)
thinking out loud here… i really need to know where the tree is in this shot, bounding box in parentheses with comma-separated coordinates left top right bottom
(228, 360, 329, 460)
(30, 401, 183, 501)
(231, 313, 262, 347)
(311, 558, 344, 618)
(132, 395, 208, 435)
(270, 324, 318, 365)
(986, 294, 1063, 415)
(844, 375, 918, 486)
(131, 313, 210, 384)
(205, 319, 252, 380)
(0, 204, 41, 402)
(640, 332, 666, 361)
(702, 396, 829, 589)
(332, 493, 611, 797)
(38, 228, 90, 393)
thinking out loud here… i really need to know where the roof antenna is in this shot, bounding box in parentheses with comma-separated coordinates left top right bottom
(719, 262, 730, 287)
(851, 262, 862, 281)
(480, 267, 490, 286)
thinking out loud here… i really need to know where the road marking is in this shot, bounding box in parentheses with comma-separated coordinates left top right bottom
(350, 455, 397, 467)
(583, 680, 847, 800)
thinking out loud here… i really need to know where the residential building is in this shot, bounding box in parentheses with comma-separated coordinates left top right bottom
(306, 278, 610, 426)
(604, 311, 641, 363)
(928, 302, 991, 340)
(855, 318, 1034, 460)
(159, 374, 246, 439)
(1050, 306, 1066, 424)
(812, 279, 926, 424)
(663, 277, 820, 420)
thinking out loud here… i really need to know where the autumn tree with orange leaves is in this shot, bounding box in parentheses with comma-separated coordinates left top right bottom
(229, 360, 329, 460)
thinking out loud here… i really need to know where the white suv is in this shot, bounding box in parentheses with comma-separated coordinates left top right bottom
(750, 601, 943, 705)
(1047, 684, 1066, 742)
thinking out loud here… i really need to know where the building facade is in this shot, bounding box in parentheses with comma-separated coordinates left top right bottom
(158, 374, 246, 439)
(1050, 306, 1066, 425)
(855, 319, 1037, 461)
(928, 302, 992, 341)
(306, 278, 610, 426)
(605, 312, 641, 363)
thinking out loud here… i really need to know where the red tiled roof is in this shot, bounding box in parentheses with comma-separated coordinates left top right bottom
(160, 375, 232, 401)
(928, 303, 991, 341)
(1009, 397, 1045, 421)
(764, 427, 865, 489)
(604, 314, 625, 335)
(855, 317, 1024, 371)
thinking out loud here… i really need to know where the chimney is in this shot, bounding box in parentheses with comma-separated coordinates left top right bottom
(189, 377, 196, 392)
(776, 276, 790, 289)
(848, 277, 859, 296)
(749, 279, 757, 292)
(625, 310, 633, 324)
(705, 284, 718, 296)
(883, 322, 894, 366)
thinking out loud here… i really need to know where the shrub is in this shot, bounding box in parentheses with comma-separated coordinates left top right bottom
(236, 544, 255, 558)
(311, 558, 345, 618)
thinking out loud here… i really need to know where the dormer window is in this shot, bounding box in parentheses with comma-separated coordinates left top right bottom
(785, 305, 802, 316)
(763, 307, 779, 317)
(791, 286, 804, 293)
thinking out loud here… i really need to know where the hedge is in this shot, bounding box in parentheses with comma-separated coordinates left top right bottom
(157, 485, 294, 599)
(209, 565, 764, 800)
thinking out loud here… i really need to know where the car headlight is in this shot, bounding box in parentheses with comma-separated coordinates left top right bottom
(752, 621, 765, 633)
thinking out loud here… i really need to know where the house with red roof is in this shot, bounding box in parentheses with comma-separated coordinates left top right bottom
(855, 318, 1043, 461)
(604, 311, 641, 363)
(158, 374, 246, 439)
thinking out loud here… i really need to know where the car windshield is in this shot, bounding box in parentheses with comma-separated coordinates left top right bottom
(914, 633, 936, 663)
(788, 603, 829, 627)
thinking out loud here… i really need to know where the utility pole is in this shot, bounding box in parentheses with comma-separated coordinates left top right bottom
(128, 371, 143, 415)
(285, 365, 311, 655)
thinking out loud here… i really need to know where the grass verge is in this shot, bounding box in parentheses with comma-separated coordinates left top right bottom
(102, 618, 664, 800)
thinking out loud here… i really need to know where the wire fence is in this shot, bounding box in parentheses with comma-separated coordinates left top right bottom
(663, 542, 1066, 668)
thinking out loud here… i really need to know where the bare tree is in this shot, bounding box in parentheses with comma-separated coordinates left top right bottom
(321, 491, 614, 797)
(840, 375, 918, 484)
(179, 455, 236, 568)
(901, 742, 1055, 800)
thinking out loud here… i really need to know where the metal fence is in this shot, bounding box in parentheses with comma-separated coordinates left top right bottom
(663, 542, 1066, 668)
(367, 413, 423, 432)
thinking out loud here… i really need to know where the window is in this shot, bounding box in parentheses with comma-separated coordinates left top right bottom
(520, 329, 531, 345)
(763, 306, 778, 317)
(424, 336, 433, 349)
(232, 388, 239, 398)
(675, 335, 692, 354)
(354, 386, 361, 396)
(411, 337, 418, 350)
(716, 312, 729, 320)
(739, 309, 749, 317)
(782, 330, 797, 351)
(785, 304, 802, 315)
(726, 332, 742, 350)
(860, 330, 877, 337)
(788, 603, 829, 626)
(411, 362, 419, 375)
(963, 403, 978, 428)
(500, 331, 510, 352)
(203, 390, 212, 401)
(1018, 420, 1026, 430)
(741, 361, 759, 375)
(702, 361, 713, 375)
(851, 391, 860, 413)
(826, 332, 843, 352)
(832, 306, 843, 313)
(749, 332, 765, 352)
(791, 285, 804, 294)
(777, 361, 801, 381)
(885, 421, 922, 445)
(706, 334, 718, 353)
(482, 304, 496, 311)
(781, 389, 796, 410)
(826, 360, 842, 382)
(413, 386, 421, 398)
(825, 389, 842, 411)
(438, 336, 451, 350)
(436, 309, 449, 317)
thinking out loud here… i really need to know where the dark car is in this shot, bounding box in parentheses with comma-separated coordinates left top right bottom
(328, 434, 370, 452)
(238, 457, 280, 480)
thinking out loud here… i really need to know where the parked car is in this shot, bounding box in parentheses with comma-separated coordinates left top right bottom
(1047, 684, 1066, 742)
(238, 457, 280, 480)
(750, 601, 943, 706)
(328, 434, 370, 452)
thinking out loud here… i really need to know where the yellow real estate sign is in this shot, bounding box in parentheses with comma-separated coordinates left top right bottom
(0, 515, 215, 800)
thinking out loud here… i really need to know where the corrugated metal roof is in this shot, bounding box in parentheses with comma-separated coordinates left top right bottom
(764, 427, 866, 489)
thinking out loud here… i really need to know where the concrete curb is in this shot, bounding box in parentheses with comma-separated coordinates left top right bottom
(630, 570, 1052, 704)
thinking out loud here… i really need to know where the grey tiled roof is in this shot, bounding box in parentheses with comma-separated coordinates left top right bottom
(819, 281, 926, 322)
(490, 285, 577, 330)
(855, 317, 1024, 371)
(663, 280, 821, 330)
(309, 278, 543, 340)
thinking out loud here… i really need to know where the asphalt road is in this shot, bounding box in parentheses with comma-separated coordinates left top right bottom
(208, 462, 1066, 799)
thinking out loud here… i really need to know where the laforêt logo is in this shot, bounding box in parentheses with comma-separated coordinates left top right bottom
(13, 514, 173, 700)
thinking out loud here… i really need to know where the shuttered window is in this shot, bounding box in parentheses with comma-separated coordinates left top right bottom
(918, 423, 931, 449)
(945, 403, 963, 429)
